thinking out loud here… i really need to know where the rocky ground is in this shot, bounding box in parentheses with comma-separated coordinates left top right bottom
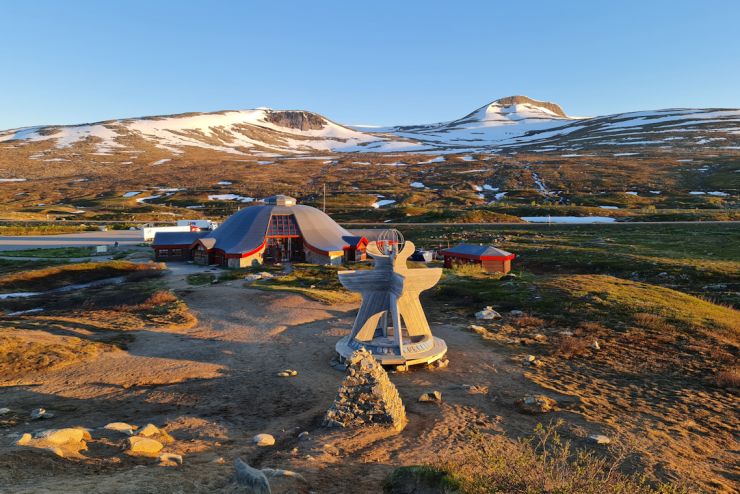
(0, 262, 736, 492)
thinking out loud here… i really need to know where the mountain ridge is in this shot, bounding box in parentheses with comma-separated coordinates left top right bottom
(0, 97, 738, 156)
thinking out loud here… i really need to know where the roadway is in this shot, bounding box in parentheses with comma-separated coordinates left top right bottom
(0, 230, 143, 251)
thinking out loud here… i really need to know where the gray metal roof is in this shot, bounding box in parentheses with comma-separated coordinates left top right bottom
(440, 243, 514, 258)
(202, 203, 355, 255)
(152, 231, 206, 246)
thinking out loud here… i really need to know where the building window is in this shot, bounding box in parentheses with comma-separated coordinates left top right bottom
(267, 215, 300, 237)
(159, 249, 169, 257)
(172, 249, 182, 257)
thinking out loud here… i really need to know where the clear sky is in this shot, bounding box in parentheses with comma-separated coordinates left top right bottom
(1, 0, 739, 129)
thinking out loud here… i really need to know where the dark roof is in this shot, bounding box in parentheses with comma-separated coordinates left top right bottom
(341, 236, 367, 248)
(152, 231, 206, 247)
(440, 243, 514, 259)
(196, 238, 217, 249)
(201, 203, 356, 255)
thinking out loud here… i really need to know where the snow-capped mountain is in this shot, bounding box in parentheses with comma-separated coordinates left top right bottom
(0, 96, 738, 157)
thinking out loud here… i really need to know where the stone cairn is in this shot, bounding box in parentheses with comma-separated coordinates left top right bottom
(323, 347, 407, 431)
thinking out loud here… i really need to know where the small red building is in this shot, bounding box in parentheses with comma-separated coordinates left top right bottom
(439, 244, 515, 274)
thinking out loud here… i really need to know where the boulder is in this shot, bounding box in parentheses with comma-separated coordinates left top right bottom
(462, 384, 488, 395)
(105, 422, 137, 435)
(515, 394, 557, 414)
(323, 347, 406, 431)
(16, 433, 32, 446)
(234, 457, 271, 494)
(159, 452, 183, 466)
(418, 391, 442, 403)
(475, 306, 501, 320)
(37, 428, 91, 445)
(127, 436, 164, 456)
(137, 423, 160, 437)
(589, 434, 611, 445)
(428, 358, 449, 369)
(30, 408, 53, 420)
(253, 433, 276, 446)
(0, 407, 10, 415)
(469, 324, 488, 335)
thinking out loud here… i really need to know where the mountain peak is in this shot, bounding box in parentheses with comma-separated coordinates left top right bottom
(490, 95, 567, 118)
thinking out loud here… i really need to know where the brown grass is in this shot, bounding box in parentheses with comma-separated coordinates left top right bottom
(552, 336, 591, 359)
(0, 330, 112, 376)
(715, 367, 739, 389)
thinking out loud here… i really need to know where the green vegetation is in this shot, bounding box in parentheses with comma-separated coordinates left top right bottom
(0, 258, 66, 276)
(250, 263, 360, 303)
(0, 260, 162, 292)
(186, 272, 216, 285)
(385, 423, 687, 494)
(0, 246, 95, 258)
(0, 224, 92, 236)
(404, 223, 740, 307)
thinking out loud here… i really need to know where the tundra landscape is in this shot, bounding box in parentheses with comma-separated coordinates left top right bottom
(1, 2, 739, 493)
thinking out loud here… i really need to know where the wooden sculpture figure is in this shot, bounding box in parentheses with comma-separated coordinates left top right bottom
(335, 230, 448, 367)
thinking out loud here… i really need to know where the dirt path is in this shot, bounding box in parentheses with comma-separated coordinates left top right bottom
(1, 267, 598, 493)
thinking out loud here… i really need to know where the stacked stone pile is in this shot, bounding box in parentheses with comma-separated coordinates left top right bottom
(323, 348, 406, 431)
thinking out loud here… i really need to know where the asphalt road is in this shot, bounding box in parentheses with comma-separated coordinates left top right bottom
(0, 230, 143, 251)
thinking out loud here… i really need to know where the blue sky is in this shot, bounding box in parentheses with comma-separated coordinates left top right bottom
(1, 0, 739, 129)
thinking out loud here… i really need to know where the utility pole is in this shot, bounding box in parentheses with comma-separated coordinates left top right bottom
(323, 183, 326, 212)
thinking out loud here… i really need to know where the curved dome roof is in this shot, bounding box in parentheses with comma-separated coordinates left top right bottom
(201, 200, 357, 255)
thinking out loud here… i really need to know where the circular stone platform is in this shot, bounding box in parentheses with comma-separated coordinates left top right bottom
(335, 334, 448, 367)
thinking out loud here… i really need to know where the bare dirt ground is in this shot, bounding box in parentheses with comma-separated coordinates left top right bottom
(0, 265, 732, 493)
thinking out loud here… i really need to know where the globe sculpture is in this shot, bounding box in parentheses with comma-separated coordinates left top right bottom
(335, 230, 448, 367)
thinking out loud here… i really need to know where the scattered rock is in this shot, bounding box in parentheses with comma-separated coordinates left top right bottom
(137, 423, 161, 437)
(516, 394, 556, 414)
(469, 324, 488, 335)
(533, 333, 547, 342)
(212, 456, 226, 465)
(30, 408, 53, 420)
(418, 391, 442, 403)
(37, 428, 91, 445)
(592, 340, 601, 350)
(104, 422, 137, 435)
(258, 271, 274, 280)
(262, 467, 308, 492)
(297, 431, 310, 441)
(0, 407, 10, 415)
(559, 330, 574, 337)
(475, 306, 501, 320)
(462, 384, 488, 395)
(323, 347, 407, 431)
(159, 452, 183, 466)
(16, 433, 32, 446)
(126, 436, 164, 456)
(523, 355, 543, 367)
(16, 428, 90, 457)
(244, 274, 262, 282)
(277, 369, 298, 377)
(428, 358, 449, 369)
(510, 310, 524, 317)
(589, 434, 611, 445)
(234, 457, 271, 494)
(704, 283, 727, 290)
(253, 433, 276, 447)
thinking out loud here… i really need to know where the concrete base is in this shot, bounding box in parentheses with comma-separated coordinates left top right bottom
(335, 335, 448, 367)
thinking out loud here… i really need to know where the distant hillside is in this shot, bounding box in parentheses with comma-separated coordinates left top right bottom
(0, 95, 736, 225)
